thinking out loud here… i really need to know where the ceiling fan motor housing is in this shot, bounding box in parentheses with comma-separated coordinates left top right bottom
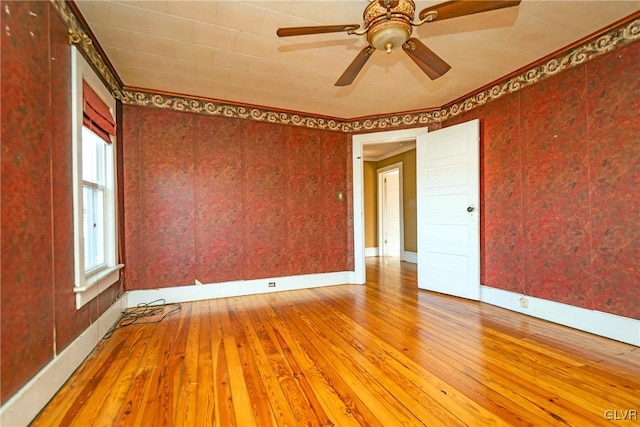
(365, 0, 415, 53)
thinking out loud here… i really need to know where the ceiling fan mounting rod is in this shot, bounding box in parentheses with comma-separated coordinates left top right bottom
(351, 10, 413, 36)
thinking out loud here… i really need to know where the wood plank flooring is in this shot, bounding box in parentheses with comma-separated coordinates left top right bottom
(32, 258, 640, 426)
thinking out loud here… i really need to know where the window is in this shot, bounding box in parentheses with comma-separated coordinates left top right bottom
(72, 47, 123, 308)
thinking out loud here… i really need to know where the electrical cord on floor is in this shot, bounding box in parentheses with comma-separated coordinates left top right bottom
(103, 299, 182, 340)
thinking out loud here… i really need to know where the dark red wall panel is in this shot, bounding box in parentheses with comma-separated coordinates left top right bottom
(1, 2, 124, 403)
(123, 107, 353, 290)
(284, 126, 351, 276)
(586, 43, 640, 318)
(443, 41, 640, 319)
(139, 109, 196, 287)
(193, 115, 244, 283)
(1, 1, 55, 402)
(122, 105, 143, 289)
(520, 69, 593, 309)
(242, 121, 289, 280)
(123, 107, 196, 289)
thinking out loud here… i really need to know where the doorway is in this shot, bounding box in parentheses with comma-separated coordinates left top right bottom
(351, 122, 480, 298)
(352, 127, 428, 284)
(378, 164, 404, 259)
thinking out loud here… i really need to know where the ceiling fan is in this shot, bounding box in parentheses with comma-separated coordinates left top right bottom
(277, 0, 521, 86)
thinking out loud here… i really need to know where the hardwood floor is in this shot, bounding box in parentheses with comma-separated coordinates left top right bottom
(32, 258, 639, 426)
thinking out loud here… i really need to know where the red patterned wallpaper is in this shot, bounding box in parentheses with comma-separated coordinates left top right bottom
(122, 106, 353, 290)
(587, 43, 640, 317)
(1, 1, 54, 403)
(0, 1, 122, 404)
(444, 41, 640, 319)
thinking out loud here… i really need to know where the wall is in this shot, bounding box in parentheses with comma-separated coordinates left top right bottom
(364, 150, 418, 253)
(363, 161, 378, 248)
(443, 41, 640, 320)
(0, 1, 122, 404)
(122, 106, 353, 290)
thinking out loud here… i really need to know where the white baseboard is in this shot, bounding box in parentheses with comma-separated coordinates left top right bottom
(402, 251, 418, 264)
(480, 286, 640, 346)
(365, 247, 379, 257)
(127, 271, 353, 306)
(0, 295, 127, 427)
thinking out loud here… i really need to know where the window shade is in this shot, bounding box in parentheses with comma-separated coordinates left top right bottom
(83, 80, 115, 144)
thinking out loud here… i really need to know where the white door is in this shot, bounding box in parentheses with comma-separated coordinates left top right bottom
(381, 170, 401, 257)
(416, 120, 480, 300)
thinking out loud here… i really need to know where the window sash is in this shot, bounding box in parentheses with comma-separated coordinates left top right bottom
(82, 127, 105, 184)
(83, 185, 105, 272)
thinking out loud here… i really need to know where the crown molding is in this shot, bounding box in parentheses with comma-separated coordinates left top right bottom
(52, 0, 639, 133)
(50, 0, 124, 101)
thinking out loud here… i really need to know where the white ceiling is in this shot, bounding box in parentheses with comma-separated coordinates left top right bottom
(75, 1, 640, 119)
(363, 140, 416, 161)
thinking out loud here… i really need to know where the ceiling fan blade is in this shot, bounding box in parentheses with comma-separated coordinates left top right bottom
(402, 38, 451, 80)
(418, 0, 521, 22)
(335, 46, 376, 86)
(277, 24, 360, 37)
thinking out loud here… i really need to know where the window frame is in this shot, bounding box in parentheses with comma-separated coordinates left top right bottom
(71, 47, 123, 309)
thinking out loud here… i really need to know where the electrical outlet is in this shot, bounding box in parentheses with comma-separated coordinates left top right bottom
(519, 297, 529, 308)
(268, 282, 276, 288)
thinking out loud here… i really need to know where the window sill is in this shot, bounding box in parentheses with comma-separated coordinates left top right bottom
(74, 264, 124, 309)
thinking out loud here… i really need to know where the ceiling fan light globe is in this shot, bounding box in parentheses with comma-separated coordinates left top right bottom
(368, 23, 411, 53)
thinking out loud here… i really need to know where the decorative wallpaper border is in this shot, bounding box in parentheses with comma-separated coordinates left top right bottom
(52, 0, 639, 133)
(120, 91, 353, 132)
(435, 18, 640, 123)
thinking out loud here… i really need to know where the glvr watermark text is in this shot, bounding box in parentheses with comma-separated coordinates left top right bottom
(604, 409, 638, 421)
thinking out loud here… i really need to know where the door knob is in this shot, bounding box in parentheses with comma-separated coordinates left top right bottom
(467, 206, 475, 213)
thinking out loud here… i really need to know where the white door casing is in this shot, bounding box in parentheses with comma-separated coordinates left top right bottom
(352, 128, 428, 284)
(416, 120, 480, 300)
